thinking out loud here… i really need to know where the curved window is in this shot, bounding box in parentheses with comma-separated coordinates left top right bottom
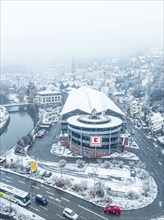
(72, 138, 80, 146)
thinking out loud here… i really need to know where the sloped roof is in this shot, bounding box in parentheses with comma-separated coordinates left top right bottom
(60, 86, 125, 116)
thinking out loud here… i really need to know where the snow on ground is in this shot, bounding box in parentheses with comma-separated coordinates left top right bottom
(0, 197, 45, 220)
(51, 143, 139, 160)
(0, 144, 158, 219)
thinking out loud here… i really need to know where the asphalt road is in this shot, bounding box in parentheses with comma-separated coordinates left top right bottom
(0, 171, 122, 220)
(1, 119, 164, 219)
(126, 119, 164, 219)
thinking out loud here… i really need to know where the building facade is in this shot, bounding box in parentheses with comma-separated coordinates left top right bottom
(37, 89, 62, 106)
(129, 100, 141, 118)
(67, 110, 122, 158)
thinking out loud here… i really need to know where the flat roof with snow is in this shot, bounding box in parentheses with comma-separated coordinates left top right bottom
(67, 115, 122, 129)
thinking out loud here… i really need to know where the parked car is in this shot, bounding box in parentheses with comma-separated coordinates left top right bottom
(35, 194, 48, 205)
(63, 208, 78, 220)
(104, 205, 121, 215)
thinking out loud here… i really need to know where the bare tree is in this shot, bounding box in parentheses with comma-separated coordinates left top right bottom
(103, 160, 110, 168)
(119, 161, 124, 169)
(59, 159, 66, 177)
(138, 169, 149, 180)
(125, 189, 140, 200)
(95, 180, 105, 197)
(97, 158, 102, 166)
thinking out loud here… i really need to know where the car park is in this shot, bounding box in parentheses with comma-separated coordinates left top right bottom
(104, 205, 121, 215)
(63, 208, 78, 220)
(35, 194, 48, 205)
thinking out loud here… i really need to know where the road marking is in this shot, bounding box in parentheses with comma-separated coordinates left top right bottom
(32, 185, 39, 189)
(158, 201, 162, 207)
(46, 191, 54, 196)
(18, 180, 25, 184)
(61, 197, 70, 202)
(28, 205, 40, 212)
(78, 205, 108, 220)
(56, 214, 65, 219)
(154, 170, 159, 176)
(158, 162, 162, 166)
(49, 200, 64, 209)
(39, 206, 48, 210)
(5, 176, 12, 180)
(55, 198, 62, 203)
(1, 178, 12, 183)
(48, 196, 62, 203)
(153, 143, 159, 148)
(41, 184, 50, 190)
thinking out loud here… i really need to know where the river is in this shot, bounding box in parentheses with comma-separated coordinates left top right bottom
(0, 111, 34, 156)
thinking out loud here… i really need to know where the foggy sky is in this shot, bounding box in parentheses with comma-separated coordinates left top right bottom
(1, 1, 163, 69)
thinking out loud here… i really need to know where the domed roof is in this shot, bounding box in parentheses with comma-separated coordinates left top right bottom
(60, 86, 124, 116)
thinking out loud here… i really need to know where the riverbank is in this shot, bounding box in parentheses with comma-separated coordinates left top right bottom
(0, 106, 10, 135)
(0, 111, 33, 156)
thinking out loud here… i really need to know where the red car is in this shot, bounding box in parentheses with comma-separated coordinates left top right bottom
(104, 206, 121, 215)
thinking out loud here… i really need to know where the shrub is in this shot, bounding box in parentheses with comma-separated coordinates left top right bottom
(125, 189, 140, 200)
(76, 159, 85, 168)
(103, 160, 110, 168)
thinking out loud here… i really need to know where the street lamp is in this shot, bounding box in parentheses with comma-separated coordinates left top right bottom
(9, 196, 12, 212)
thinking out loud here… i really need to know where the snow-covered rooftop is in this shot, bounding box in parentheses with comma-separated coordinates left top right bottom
(60, 86, 125, 116)
(37, 89, 61, 96)
(67, 115, 122, 129)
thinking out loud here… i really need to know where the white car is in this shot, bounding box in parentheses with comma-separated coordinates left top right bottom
(63, 208, 78, 220)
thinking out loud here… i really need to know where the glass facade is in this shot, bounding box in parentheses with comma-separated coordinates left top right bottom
(68, 121, 121, 150)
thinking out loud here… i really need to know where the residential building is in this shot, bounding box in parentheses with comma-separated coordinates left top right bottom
(129, 100, 141, 118)
(37, 88, 62, 107)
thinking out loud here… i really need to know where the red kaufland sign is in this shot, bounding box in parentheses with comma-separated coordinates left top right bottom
(90, 136, 102, 147)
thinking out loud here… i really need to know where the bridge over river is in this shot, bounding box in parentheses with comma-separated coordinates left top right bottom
(4, 102, 31, 112)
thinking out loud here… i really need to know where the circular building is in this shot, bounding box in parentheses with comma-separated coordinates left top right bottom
(67, 109, 122, 158)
